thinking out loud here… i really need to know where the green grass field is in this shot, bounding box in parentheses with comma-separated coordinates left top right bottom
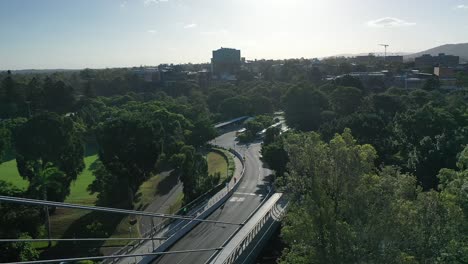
(207, 151, 228, 180)
(1, 151, 229, 256)
(65, 155, 98, 204)
(0, 159, 29, 189)
(0, 155, 98, 204)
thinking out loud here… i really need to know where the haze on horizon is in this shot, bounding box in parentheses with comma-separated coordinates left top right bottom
(1, 0, 468, 70)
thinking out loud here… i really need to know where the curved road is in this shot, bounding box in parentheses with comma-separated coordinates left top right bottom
(151, 131, 271, 264)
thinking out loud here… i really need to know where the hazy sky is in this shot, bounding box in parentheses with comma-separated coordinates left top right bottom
(1, 0, 468, 69)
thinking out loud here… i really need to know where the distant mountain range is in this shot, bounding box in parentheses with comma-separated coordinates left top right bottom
(328, 43, 468, 63)
(327, 52, 410, 58)
(404, 43, 468, 62)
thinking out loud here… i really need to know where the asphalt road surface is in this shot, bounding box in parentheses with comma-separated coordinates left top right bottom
(152, 131, 272, 264)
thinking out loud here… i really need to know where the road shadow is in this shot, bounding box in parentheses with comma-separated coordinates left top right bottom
(40, 210, 127, 259)
(157, 170, 179, 196)
(255, 174, 275, 196)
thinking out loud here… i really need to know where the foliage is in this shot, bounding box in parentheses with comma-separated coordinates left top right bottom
(0, 181, 41, 262)
(14, 112, 85, 202)
(176, 146, 220, 203)
(283, 84, 329, 131)
(0, 127, 8, 162)
(329, 86, 363, 116)
(95, 112, 162, 207)
(279, 130, 468, 264)
(0, 233, 39, 262)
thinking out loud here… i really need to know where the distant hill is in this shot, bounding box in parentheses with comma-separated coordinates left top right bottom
(404, 43, 468, 62)
(325, 52, 410, 58)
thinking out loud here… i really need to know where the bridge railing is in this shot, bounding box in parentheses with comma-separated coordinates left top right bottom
(102, 181, 229, 264)
(212, 193, 287, 264)
(104, 147, 246, 264)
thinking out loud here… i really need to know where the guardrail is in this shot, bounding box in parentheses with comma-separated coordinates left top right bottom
(212, 193, 287, 264)
(103, 148, 245, 264)
(136, 148, 246, 264)
(101, 181, 229, 264)
(203, 187, 275, 264)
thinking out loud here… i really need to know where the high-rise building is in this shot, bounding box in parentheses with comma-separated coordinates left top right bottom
(211, 48, 241, 80)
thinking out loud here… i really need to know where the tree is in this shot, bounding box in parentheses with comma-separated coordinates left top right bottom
(0, 234, 39, 262)
(28, 164, 66, 247)
(0, 181, 41, 261)
(0, 70, 22, 118)
(177, 145, 217, 203)
(422, 77, 440, 91)
(262, 139, 288, 176)
(333, 75, 364, 92)
(0, 127, 8, 162)
(14, 113, 84, 246)
(218, 96, 250, 118)
(279, 130, 468, 264)
(42, 78, 75, 113)
(329, 86, 363, 116)
(264, 126, 281, 146)
(206, 88, 236, 112)
(250, 96, 274, 115)
(25, 77, 43, 115)
(88, 160, 125, 206)
(188, 116, 217, 147)
(307, 67, 323, 84)
(283, 85, 329, 131)
(393, 105, 465, 189)
(95, 112, 162, 207)
(15, 112, 85, 202)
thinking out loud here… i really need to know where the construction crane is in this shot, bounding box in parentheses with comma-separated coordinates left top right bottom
(379, 44, 389, 60)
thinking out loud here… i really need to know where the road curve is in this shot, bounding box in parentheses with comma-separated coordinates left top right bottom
(151, 131, 271, 264)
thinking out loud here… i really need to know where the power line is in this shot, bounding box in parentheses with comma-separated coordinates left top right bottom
(3, 247, 224, 264)
(0, 237, 167, 243)
(0, 195, 241, 226)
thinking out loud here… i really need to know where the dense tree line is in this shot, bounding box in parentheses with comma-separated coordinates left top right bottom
(261, 74, 467, 263)
(282, 76, 468, 190)
(276, 130, 467, 263)
(1, 61, 466, 262)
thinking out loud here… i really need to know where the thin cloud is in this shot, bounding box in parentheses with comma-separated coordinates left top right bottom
(200, 29, 229, 36)
(147, 29, 157, 34)
(456, 4, 468, 9)
(144, 0, 169, 5)
(367, 17, 415, 28)
(184, 23, 197, 29)
(120, 1, 127, 8)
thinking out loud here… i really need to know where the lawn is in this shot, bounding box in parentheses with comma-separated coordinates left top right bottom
(66, 155, 98, 205)
(48, 155, 99, 239)
(0, 159, 29, 189)
(207, 151, 228, 181)
(0, 155, 98, 204)
(0, 155, 100, 252)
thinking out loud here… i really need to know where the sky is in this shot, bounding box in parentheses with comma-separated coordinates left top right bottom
(1, 0, 468, 70)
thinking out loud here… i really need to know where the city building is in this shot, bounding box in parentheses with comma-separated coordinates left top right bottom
(415, 53, 459, 68)
(133, 67, 160, 83)
(385, 55, 404, 63)
(211, 47, 241, 80)
(352, 54, 403, 64)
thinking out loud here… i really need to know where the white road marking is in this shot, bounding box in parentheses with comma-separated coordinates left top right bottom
(229, 197, 245, 202)
(234, 192, 258, 196)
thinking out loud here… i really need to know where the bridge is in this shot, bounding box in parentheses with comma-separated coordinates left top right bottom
(0, 119, 287, 264)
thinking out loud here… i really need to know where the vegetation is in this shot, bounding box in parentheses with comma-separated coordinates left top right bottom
(207, 152, 228, 181)
(276, 130, 468, 264)
(1, 56, 467, 262)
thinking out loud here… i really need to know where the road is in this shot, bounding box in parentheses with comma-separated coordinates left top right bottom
(139, 171, 183, 236)
(151, 130, 272, 264)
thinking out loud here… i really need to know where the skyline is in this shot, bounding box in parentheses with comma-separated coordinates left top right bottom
(1, 0, 468, 70)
